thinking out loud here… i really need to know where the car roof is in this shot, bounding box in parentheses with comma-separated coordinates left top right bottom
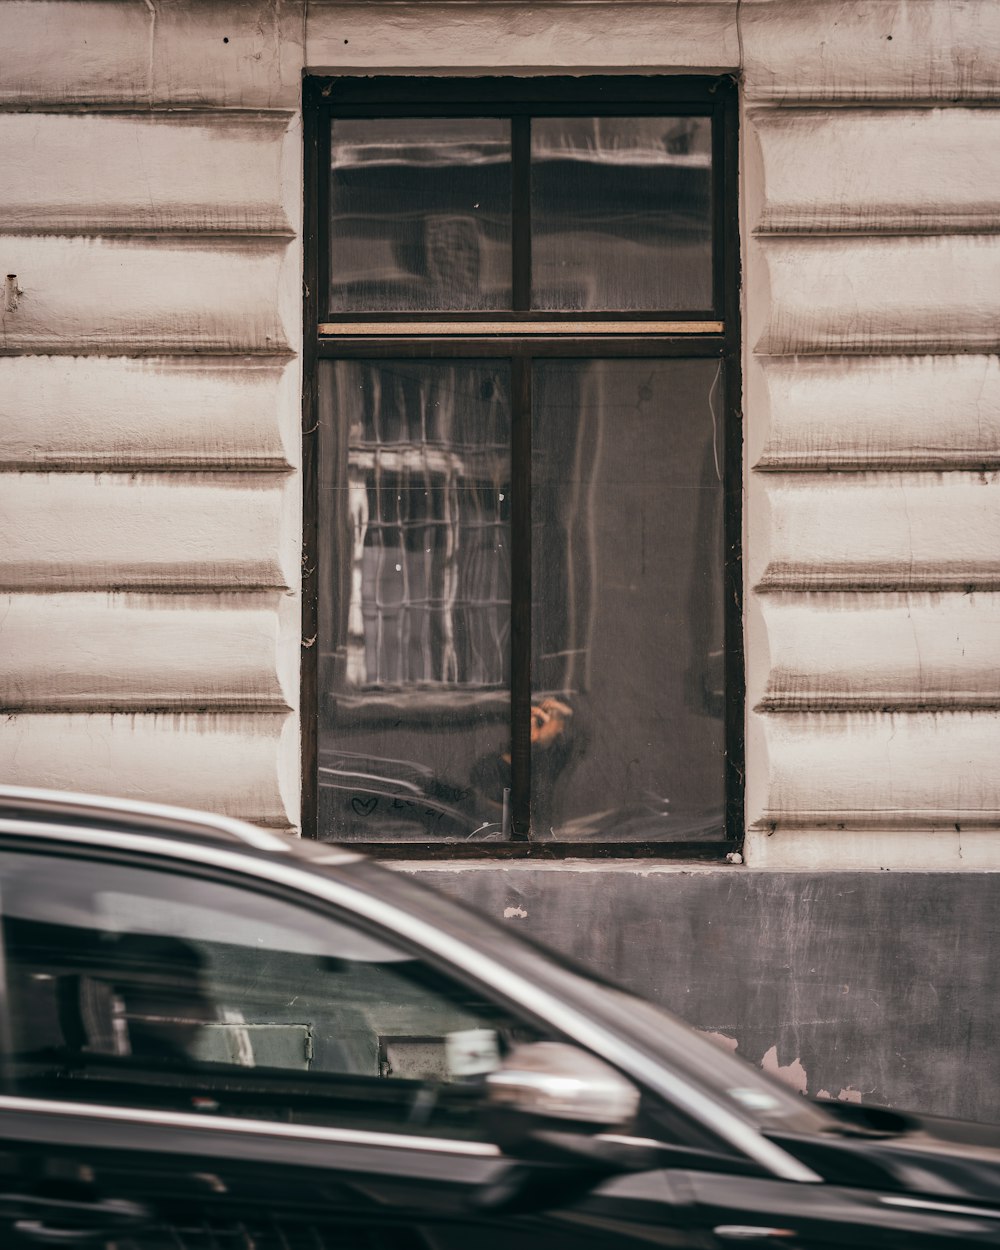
(0, 785, 357, 863)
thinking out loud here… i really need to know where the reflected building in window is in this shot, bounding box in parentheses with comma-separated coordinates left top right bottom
(330, 118, 513, 312)
(338, 362, 511, 689)
(329, 115, 712, 314)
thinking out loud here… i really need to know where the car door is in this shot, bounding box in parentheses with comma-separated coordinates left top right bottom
(0, 834, 717, 1250)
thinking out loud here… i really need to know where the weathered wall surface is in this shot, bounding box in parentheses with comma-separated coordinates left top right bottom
(406, 862, 1000, 1122)
(740, 0, 1000, 868)
(6, 0, 999, 861)
(0, 2, 305, 826)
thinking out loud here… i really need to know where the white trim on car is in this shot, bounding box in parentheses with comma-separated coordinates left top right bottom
(0, 1094, 500, 1157)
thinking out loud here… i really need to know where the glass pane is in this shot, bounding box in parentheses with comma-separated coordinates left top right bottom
(531, 359, 725, 840)
(1, 851, 543, 1136)
(531, 117, 713, 311)
(318, 360, 512, 841)
(330, 118, 512, 312)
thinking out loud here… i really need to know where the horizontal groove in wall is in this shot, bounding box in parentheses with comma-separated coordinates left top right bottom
(5, 229, 297, 241)
(0, 460, 293, 474)
(751, 354, 1000, 472)
(750, 813, 1000, 833)
(0, 571, 293, 593)
(756, 570, 1000, 594)
(0, 348, 297, 361)
(754, 454, 1000, 473)
(754, 222, 1000, 239)
(1, 698, 293, 714)
(0, 472, 295, 593)
(750, 234, 1000, 356)
(756, 694, 1000, 713)
(0, 580, 293, 595)
(0, 106, 297, 117)
(746, 91, 1000, 107)
(0, 235, 296, 356)
(0, 590, 296, 713)
(755, 341, 1000, 360)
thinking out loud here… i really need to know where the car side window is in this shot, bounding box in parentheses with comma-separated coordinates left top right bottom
(0, 849, 545, 1139)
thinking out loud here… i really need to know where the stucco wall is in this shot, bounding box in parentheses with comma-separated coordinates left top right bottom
(741, 5, 1000, 867)
(2, 0, 1000, 865)
(0, 2, 304, 826)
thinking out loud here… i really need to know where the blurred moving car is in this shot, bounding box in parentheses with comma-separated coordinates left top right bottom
(0, 787, 998, 1248)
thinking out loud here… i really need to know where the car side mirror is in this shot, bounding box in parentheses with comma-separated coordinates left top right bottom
(485, 1041, 640, 1137)
(476, 1043, 650, 1213)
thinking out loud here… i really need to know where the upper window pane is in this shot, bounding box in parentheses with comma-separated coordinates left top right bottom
(531, 117, 713, 312)
(329, 118, 513, 313)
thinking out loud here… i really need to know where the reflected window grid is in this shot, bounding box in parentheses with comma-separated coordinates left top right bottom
(340, 364, 511, 689)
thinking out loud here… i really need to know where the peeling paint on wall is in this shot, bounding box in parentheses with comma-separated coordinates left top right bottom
(817, 1087, 864, 1104)
(760, 1045, 809, 1095)
(699, 1030, 739, 1054)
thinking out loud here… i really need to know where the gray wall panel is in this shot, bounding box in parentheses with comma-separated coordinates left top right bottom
(403, 865, 1000, 1122)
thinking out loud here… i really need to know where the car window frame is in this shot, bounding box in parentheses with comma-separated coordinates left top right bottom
(0, 835, 553, 1140)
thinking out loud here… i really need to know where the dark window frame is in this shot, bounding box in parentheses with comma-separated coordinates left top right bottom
(302, 75, 743, 859)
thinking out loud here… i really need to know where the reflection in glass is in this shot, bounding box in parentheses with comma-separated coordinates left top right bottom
(531, 359, 725, 840)
(318, 361, 512, 841)
(531, 117, 713, 311)
(330, 118, 512, 312)
(1, 851, 543, 1134)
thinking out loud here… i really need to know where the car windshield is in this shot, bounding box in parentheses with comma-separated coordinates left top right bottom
(337, 857, 835, 1138)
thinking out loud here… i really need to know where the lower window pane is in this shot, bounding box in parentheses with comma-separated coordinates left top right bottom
(531, 359, 726, 840)
(318, 360, 512, 841)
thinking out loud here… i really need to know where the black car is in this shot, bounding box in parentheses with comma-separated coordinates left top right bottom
(0, 787, 998, 1249)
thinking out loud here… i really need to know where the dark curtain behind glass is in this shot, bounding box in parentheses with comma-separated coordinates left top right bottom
(531, 359, 726, 839)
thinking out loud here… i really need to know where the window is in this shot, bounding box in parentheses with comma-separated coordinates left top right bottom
(303, 78, 741, 850)
(0, 849, 546, 1139)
